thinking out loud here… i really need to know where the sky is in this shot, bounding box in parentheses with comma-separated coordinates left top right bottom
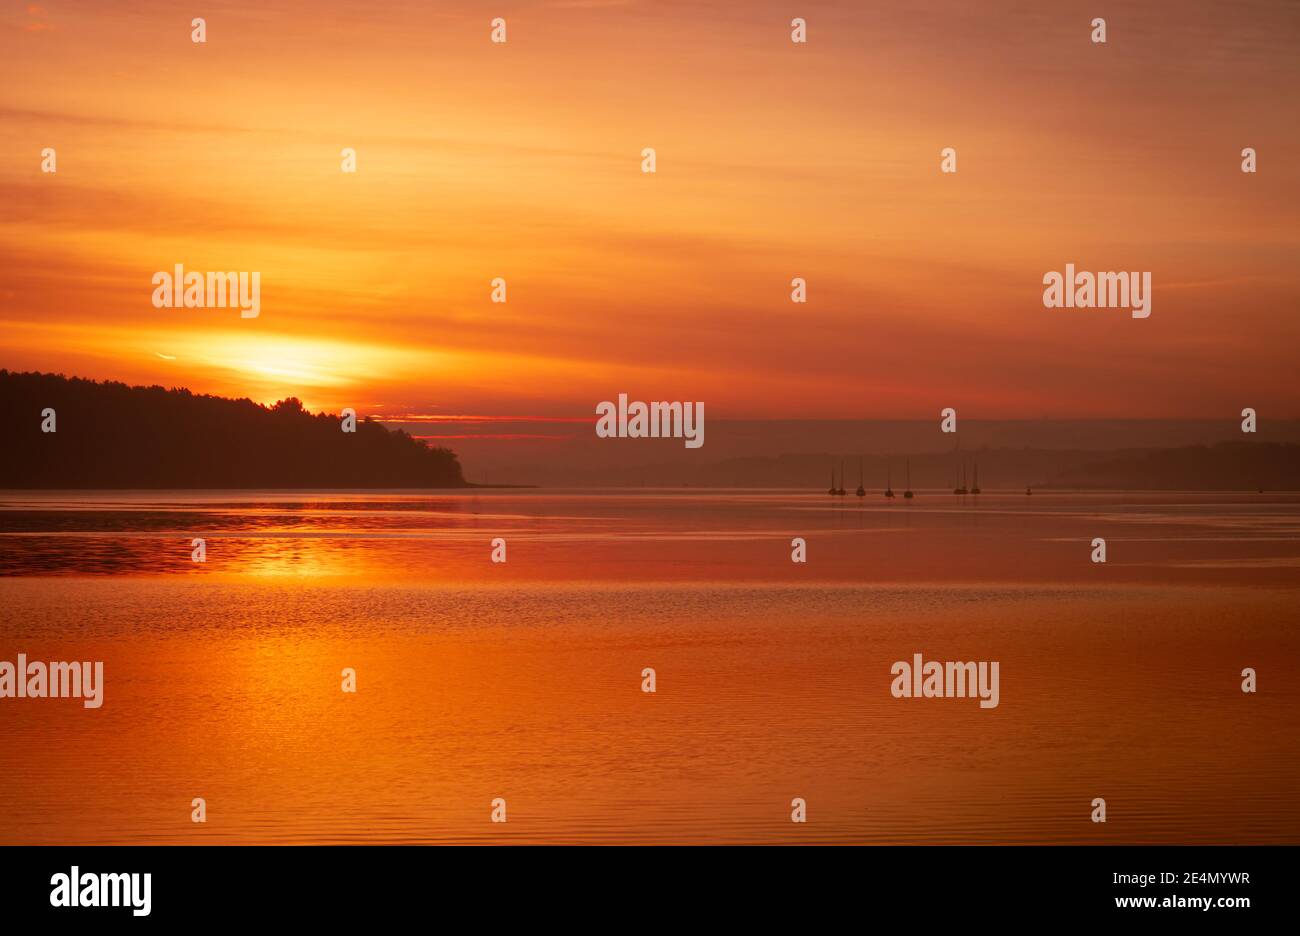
(2, 0, 1298, 445)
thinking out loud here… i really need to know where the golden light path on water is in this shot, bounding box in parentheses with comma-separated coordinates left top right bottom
(1, 491, 1297, 843)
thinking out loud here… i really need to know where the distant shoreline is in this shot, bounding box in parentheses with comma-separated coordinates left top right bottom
(0, 483, 536, 492)
(0, 486, 1296, 495)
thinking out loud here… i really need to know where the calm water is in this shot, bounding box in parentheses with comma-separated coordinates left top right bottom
(1, 490, 1297, 843)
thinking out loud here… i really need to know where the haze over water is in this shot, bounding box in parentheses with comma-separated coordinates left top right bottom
(1, 490, 1297, 844)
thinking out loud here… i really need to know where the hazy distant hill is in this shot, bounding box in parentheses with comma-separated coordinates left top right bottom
(559, 444, 1300, 490)
(1046, 442, 1299, 491)
(0, 371, 467, 489)
(441, 416, 1300, 487)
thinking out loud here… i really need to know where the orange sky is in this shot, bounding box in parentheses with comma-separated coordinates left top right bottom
(2, 0, 1298, 420)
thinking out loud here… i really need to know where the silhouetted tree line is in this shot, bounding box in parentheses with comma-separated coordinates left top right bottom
(0, 371, 467, 488)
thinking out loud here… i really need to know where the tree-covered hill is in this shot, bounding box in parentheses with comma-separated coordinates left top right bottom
(0, 370, 467, 489)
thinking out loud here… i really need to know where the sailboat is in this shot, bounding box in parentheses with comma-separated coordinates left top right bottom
(827, 461, 837, 497)
(903, 458, 914, 498)
(835, 459, 846, 496)
(1025, 485, 1032, 496)
(953, 462, 968, 495)
(855, 457, 866, 497)
(971, 461, 981, 495)
(884, 464, 895, 498)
